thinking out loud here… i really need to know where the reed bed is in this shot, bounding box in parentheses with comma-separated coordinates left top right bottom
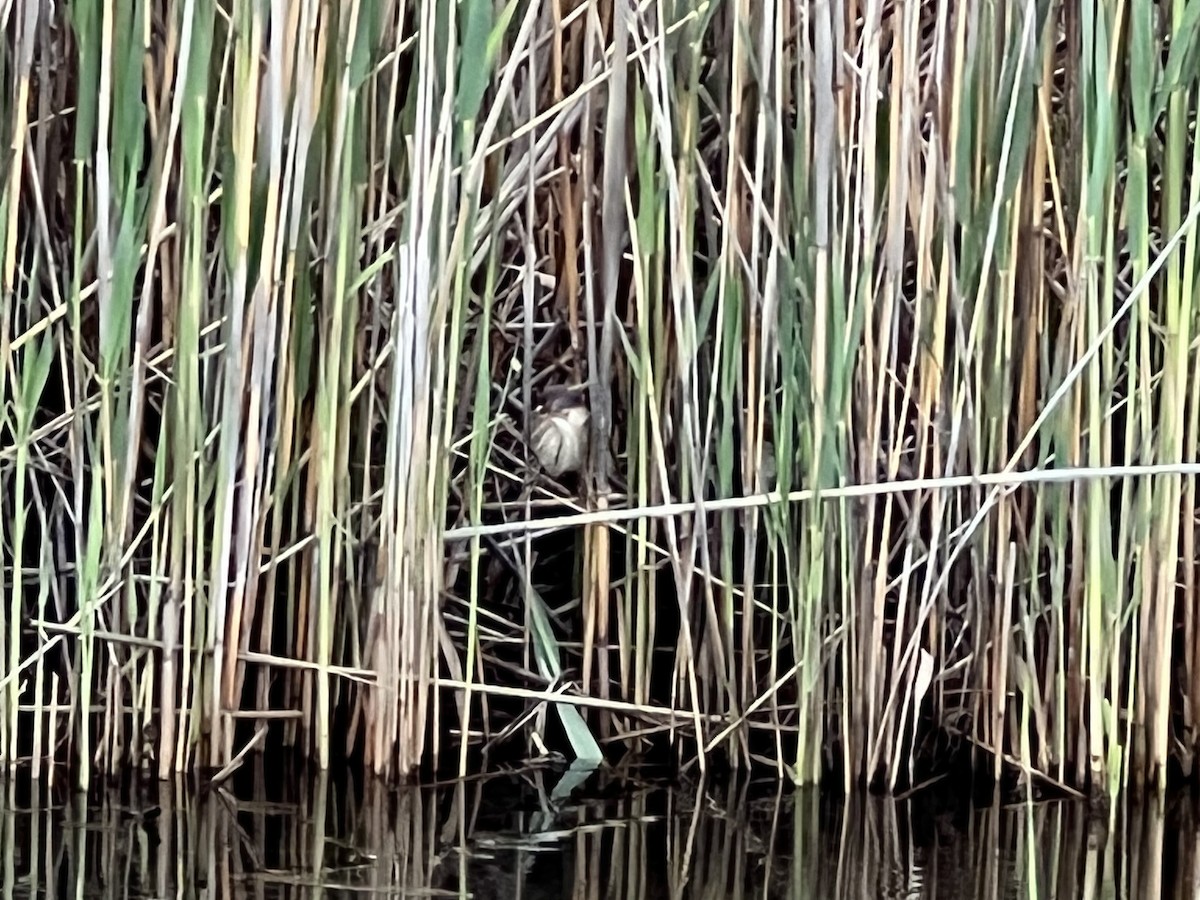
(1, 0, 1199, 795)
(2, 767, 1199, 900)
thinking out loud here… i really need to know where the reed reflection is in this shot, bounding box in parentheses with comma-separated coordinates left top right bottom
(0, 764, 1197, 899)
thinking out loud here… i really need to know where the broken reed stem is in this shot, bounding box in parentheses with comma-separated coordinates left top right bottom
(443, 462, 1200, 541)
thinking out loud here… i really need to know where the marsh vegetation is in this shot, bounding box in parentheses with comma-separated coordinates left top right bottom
(0, 0, 1199, 797)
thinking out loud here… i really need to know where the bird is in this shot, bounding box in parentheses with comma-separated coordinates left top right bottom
(530, 389, 590, 477)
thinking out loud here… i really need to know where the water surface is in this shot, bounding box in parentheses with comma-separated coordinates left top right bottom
(1, 761, 1197, 898)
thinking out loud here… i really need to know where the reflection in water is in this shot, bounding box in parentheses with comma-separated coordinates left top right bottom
(0, 761, 1198, 899)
